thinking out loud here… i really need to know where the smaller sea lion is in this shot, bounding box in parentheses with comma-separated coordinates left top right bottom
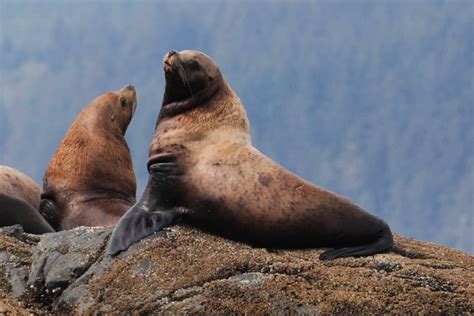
(41, 85, 138, 231)
(0, 165, 54, 234)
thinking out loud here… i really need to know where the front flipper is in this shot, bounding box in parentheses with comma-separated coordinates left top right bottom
(39, 199, 59, 231)
(108, 148, 187, 256)
(107, 205, 179, 255)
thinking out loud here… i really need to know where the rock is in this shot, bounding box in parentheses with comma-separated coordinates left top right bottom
(0, 225, 44, 314)
(0, 225, 41, 299)
(0, 225, 473, 314)
(27, 227, 111, 306)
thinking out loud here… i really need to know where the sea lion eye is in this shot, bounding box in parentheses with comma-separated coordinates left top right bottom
(120, 97, 127, 107)
(190, 59, 199, 68)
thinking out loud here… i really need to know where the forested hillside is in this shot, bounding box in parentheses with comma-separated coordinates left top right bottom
(0, 1, 472, 253)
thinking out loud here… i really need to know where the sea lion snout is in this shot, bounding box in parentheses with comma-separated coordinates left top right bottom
(121, 84, 135, 92)
(163, 51, 178, 73)
(119, 85, 138, 115)
(119, 84, 136, 97)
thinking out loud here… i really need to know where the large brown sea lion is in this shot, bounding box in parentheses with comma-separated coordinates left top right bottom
(0, 165, 53, 233)
(108, 51, 393, 260)
(40, 86, 138, 231)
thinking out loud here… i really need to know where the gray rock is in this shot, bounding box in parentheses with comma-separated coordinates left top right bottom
(0, 225, 36, 297)
(0, 225, 473, 314)
(27, 226, 111, 305)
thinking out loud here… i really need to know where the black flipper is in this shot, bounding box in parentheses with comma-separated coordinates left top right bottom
(0, 193, 55, 234)
(319, 221, 394, 260)
(108, 149, 186, 256)
(107, 205, 178, 255)
(39, 199, 59, 231)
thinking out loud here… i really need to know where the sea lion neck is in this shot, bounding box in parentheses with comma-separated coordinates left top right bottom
(158, 73, 224, 122)
(159, 81, 249, 132)
(149, 82, 251, 162)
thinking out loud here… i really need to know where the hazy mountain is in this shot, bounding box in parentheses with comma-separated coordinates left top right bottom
(0, 0, 472, 253)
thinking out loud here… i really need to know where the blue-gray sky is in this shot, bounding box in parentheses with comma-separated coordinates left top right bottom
(0, 0, 472, 253)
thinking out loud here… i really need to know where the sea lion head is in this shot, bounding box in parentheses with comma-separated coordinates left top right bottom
(160, 50, 225, 119)
(91, 85, 138, 135)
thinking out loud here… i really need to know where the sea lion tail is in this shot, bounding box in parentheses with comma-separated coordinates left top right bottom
(319, 221, 394, 260)
(107, 204, 178, 256)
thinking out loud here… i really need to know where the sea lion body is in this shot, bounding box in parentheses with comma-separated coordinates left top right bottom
(0, 165, 54, 233)
(109, 51, 393, 260)
(41, 86, 138, 231)
(158, 139, 385, 249)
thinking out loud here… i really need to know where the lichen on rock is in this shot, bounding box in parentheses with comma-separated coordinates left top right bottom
(0, 225, 473, 314)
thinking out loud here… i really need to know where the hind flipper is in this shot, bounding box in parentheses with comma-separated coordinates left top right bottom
(320, 245, 371, 260)
(319, 222, 394, 260)
(0, 193, 54, 234)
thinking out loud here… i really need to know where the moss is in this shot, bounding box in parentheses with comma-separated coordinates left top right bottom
(1, 227, 473, 314)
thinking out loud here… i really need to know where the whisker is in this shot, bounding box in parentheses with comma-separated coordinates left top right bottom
(177, 62, 194, 97)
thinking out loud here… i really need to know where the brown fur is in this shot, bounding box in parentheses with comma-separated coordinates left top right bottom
(108, 51, 392, 259)
(150, 81, 249, 159)
(42, 86, 137, 230)
(152, 78, 384, 248)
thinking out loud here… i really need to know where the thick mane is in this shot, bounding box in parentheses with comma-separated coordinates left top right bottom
(157, 81, 220, 124)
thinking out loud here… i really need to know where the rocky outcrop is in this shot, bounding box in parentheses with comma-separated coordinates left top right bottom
(0, 225, 473, 314)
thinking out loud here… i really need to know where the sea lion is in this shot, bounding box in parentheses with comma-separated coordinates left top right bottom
(0, 165, 54, 233)
(40, 86, 138, 231)
(108, 50, 394, 260)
